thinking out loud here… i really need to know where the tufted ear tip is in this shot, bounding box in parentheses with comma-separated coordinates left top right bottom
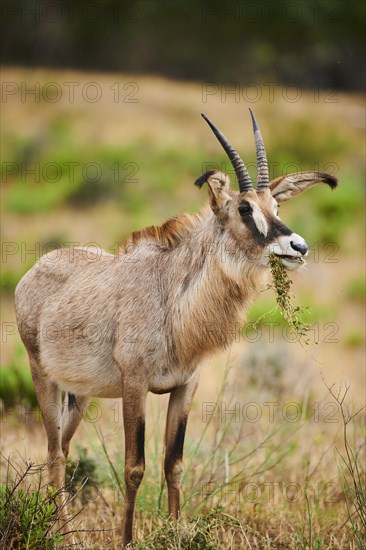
(320, 173, 338, 189)
(270, 171, 339, 203)
(194, 170, 216, 189)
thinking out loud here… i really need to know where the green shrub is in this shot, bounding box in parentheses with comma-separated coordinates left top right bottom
(270, 118, 350, 167)
(0, 462, 64, 550)
(0, 346, 37, 410)
(0, 270, 22, 294)
(65, 445, 102, 504)
(345, 277, 366, 302)
(286, 175, 363, 246)
(344, 329, 364, 348)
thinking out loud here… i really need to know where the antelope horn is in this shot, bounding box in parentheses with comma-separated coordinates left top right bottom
(249, 108, 269, 190)
(201, 113, 253, 192)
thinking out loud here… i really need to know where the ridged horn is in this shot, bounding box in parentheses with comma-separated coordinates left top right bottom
(201, 113, 253, 192)
(249, 108, 269, 190)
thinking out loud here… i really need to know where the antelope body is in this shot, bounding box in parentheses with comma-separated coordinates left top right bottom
(15, 111, 337, 546)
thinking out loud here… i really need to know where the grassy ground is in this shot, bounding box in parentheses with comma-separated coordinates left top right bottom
(1, 68, 365, 548)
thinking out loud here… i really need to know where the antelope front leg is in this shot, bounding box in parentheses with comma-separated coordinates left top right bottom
(164, 374, 199, 519)
(122, 382, 147, 547)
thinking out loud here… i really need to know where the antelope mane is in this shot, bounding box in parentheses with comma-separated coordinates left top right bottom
(127, 210, 206, 250)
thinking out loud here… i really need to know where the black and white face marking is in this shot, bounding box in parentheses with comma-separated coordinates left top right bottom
(267, 200, 308, 271)
(272, 197, 280, 218)
(238, 199, 268, 236)
(238, 197, 308, 271)
(266, 232, 308, 271)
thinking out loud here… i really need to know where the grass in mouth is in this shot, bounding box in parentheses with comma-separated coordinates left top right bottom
(269, 253, 310, 343)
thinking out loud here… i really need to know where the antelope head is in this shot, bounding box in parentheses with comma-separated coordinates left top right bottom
(196, 110, 337, 271)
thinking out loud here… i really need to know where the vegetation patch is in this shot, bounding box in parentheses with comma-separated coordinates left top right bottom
(345, 276, 366, 302)
(66, 445, 103, 505)
(268, 253, 310, 342)
(0, 347, 37, 410)
(0, 460, 65, 550)
(132, 508, 243, 549)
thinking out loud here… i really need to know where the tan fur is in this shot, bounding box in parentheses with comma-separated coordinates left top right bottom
(14, 169, 336, 546)
(129, 212, 199, 250)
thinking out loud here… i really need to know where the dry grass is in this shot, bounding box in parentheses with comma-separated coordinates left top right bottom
(1, 361, 364, 548)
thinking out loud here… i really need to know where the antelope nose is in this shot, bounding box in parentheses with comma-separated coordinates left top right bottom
(290, 240, 308, 255)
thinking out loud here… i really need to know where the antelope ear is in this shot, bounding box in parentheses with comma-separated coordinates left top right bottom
(269, 172, 338, 203)
(195, 170, 232, 215)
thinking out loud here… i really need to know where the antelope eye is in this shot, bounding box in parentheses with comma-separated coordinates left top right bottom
(238, 204, 251, 216)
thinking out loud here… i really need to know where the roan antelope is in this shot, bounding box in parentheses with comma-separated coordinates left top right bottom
(15, 110, 337, 546)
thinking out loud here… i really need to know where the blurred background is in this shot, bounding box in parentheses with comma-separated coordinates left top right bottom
(1, 1, 365, 546)
(1, 0, 365, 376)
(2, 0, 365, 90)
